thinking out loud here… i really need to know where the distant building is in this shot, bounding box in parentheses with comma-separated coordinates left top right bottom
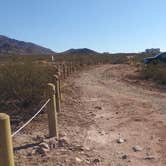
(145, 48, 160, 54)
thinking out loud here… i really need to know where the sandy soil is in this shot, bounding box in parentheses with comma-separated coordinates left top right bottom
(13, 64, 166, 166)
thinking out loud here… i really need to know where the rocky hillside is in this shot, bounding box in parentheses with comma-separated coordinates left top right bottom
(0, 35, 55, 55)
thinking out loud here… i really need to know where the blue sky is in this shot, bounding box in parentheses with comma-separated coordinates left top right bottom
(0, 0, 166, 53)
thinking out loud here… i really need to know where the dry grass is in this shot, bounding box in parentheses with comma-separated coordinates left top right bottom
(0, 58, 57, 111)
(141, 63, 166, 84)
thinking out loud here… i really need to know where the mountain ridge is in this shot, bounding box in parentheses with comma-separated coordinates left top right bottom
(0, 35, 55, 55)
(0, 35, 101, 56)
(59, 48, 100, 55)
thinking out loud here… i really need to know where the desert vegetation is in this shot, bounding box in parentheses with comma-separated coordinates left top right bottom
(0, 53, 129, 111)
(141, 63, 166, 84)
(131, 53, 166, 85)
(53, 53, 129, 65)
(0, 52, 165, 122)
(0, 57, 56, 112)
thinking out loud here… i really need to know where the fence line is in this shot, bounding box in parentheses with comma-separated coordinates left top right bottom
(12, 99, 50, 137)
(0, 61, 84, 166)
(11, 62, 77, 138)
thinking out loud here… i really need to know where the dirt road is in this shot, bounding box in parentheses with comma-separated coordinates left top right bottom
(14, 64, 166, 166)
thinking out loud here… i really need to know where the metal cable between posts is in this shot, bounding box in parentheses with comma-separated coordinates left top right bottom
(12, 99, 51, 137)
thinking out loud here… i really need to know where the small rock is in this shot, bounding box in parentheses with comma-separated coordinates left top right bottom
(47, 137, 58, 149)
(85, 159, 91, 164)
(39, 142, 50, 150)
(84, 146, 90, 151)
(27, 149, 36, 156)
(117, 138, 125, 144)
(58, 138, 69, 147)
(75, 157, 83, 163)
(59, 132, 67, 137)
(37, 147, 50, 155)
(122, 155, 128, 159)
(144, 156, 155, 160)
(99, 131, 105, 135)
(35, 135, 44, 142)
(35, 142, 50, 155)
(133, 145, 143, 152)
(93, 158, 100, 163)
(134, 118, 141, 122)
(95, 106, 102, 110)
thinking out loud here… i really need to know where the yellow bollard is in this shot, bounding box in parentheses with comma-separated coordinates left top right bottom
(46, 83, 59, 138)
(58, 78, 62, 102)
(59, 65, 63, 80)
(69, 62, 71, 75)
(0, 113, 14, 166)
(70, 62, 72, 74)
(67, 63, 70, 77)
(63, 64, 66, 79)
(75, 63, 78, 71)
(54, 75, 61, 112)
(72, 62, 74, 73)
(71, 62, 73, 73)
(58, 64, 61, 73)
(57, 72, 62, 101)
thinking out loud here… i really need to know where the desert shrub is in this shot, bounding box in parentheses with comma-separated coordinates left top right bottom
(109, 54, 128, 64)
(131, 53, 154, 64)
(0, 54, 51, 64)
(0, 58, 57, 110)
(141, 63, 166, 84)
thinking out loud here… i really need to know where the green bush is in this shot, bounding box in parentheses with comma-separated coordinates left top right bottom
(141, 63, 166, 84)
(0, 58, 57, 110)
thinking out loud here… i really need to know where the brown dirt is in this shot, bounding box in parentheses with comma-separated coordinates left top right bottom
(13, 64, 166, 166)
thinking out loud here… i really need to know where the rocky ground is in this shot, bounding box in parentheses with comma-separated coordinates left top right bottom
(13, 64, 166, 166)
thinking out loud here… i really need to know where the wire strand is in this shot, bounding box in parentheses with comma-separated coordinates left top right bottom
(12, 99, 50, 137)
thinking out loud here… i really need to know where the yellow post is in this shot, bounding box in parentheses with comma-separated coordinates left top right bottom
(0, 113, 14, 166)
(46, 83, 59, 138)
(57, 77, 61, 99)
(72, 62, 74, 73)
(69, 63, 71, 75)
(58, 78, 62, 101)
(75, 63, 78, 71)
(67, 63, 70, 77)
(70, 62, 72, 74)
(58, 64, 62, 80)
(73, 62, 75, 73)
(58, 64, 61, 72)
(54, 75, 61, 112)
(71, 62, 73, 73)
(57, 73, 62, 102)
(63, 64, 66, 79)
